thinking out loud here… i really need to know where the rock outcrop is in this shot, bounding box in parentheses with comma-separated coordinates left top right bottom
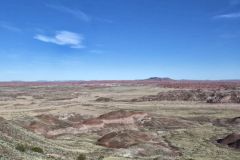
(131, 90, 240, 103)
(217, 133, 240, 149)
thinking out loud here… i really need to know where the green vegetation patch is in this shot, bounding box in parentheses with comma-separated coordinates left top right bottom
(77, 154, 87, 160)
(15, 144, 44, 154)
(15, 144, 26, 152)
(30, 146, 44, 153)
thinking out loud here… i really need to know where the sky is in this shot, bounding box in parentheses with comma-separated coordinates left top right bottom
(0, 0, 240, 81)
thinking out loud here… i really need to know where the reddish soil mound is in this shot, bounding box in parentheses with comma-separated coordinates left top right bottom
(99, 110, 146, 120)
(27, 121, 50, 135)
(97, 130, 152, 148)
(217, 133, 240, 149)
(131, 90, 240, 103)
(97, 130, 181, 157)
(23, 110, 148, 137)
(82, 118, 103, 125)
(24, 114, 71, 136)
(36, 114, 62, 125)
(23, 110, 196, 139)
(80, 110, 147, 127)
(22, 110, 192, 141)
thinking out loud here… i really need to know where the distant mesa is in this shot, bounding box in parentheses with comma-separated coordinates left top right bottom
(146, 77, 173, 81)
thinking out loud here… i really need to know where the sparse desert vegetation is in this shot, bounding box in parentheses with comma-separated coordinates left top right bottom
(0, 80, 240, 159)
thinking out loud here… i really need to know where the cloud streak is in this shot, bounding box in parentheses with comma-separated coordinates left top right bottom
(34, 31, 84, 48)
(214, 12, 240, 19)
(0, 21, 21, 32)
(46, 4, 91, 22)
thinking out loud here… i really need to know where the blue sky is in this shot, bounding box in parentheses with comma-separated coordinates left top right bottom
(0, 0, 240, 81)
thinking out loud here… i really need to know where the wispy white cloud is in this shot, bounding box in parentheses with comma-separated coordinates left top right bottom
(214, 12, 240, 19)
(0, 21, 21, 32)
(34, 31, 84, 48)
(46, 4, 91, 22)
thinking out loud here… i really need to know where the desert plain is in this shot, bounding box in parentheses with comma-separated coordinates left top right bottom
(0, 79, 240, 160)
